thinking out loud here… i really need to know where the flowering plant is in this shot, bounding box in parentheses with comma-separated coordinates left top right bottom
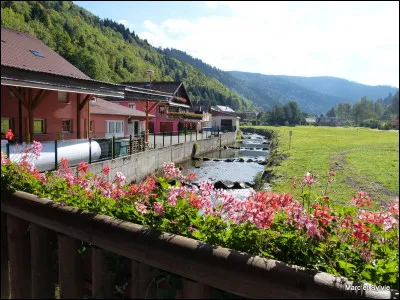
(1, 141, 399, 290)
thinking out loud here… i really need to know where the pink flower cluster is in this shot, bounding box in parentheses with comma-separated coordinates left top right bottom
(163, 162, 196, 182)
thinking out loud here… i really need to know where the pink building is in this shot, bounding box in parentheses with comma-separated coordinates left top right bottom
(1, 26, 124, 142)
(118, 82, 201, 133)
(90, 98, 153, 138)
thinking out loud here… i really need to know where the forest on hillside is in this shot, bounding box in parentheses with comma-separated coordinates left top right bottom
(163, 48, 398, 114)
(325, 91, 399, 129)
(0, 0, 256, 112)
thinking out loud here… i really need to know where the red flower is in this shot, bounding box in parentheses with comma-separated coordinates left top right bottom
(5, 129, 14, 141)
(102, 165, 110, 175)
(77, 161, 89, 173)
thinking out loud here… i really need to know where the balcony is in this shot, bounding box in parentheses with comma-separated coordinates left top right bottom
(166, 111, 203, 122)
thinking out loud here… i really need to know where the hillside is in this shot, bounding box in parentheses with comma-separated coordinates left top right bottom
(0, 1, 256, 112)
(276, 75, 399, 103)
(163, 48, 398, 114)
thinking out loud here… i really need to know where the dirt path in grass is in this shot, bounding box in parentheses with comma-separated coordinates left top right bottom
(329, 149, 398, 202)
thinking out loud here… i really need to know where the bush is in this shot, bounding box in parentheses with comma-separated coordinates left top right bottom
(344, 121, 352, 127)
(379, 121, 393, 130)
(360, 119, 379, 129)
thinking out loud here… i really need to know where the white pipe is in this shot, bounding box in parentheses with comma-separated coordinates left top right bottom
(1, 139, 101, 172)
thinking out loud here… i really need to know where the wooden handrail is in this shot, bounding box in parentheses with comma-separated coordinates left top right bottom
(1, 191, 398, 299)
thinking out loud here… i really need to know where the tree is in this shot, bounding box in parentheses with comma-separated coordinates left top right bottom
(326, 107, 336, 117)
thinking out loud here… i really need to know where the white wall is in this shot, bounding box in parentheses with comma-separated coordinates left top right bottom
(212, 115, 239, 130)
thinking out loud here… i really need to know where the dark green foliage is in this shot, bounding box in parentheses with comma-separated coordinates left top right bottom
(1, 1, 256, 112)
(260, 101, 304, 126)
(329, 91, 399, 128)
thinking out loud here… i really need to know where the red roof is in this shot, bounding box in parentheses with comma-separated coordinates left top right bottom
(1, 26, 89, 80)
(90, 98, 154, 118)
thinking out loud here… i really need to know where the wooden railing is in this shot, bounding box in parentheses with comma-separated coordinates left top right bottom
(1, 191, 398, 299)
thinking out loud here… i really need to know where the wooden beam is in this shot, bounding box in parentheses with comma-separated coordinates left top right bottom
(79, 94, 93, 111)
(7, 215, 31, 299)
(77, 94, 81, 139)
(30, 224, 55, 299)
(58, 235, 83, 299)
(31, 89, 52, 110)
(130, 260, 155, 299)
(1, 213, 10, 299)
(18, 93, 23, 143)
(91, 247, 106, 299)
(28, 89, 34, 143)
(8, 86, 28, 108)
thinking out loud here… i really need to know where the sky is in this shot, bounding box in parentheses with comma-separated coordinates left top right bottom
(74, 1, 399, 87)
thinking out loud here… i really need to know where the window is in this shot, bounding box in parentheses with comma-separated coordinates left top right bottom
(89, 120, 94, 132)
(30, 50, 45, 58)
(159, 106, 166, 114)
(128, 103, 136, 109)
(105, 120, 124, 138)
(58, 91, 68, 103)
(62, 120, 72, 133)
(1, 118, 11, 134)
(34, 119, 45, 134)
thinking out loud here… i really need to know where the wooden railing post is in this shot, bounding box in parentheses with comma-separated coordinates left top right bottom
(58, 235, 83, 299)
(130, 261, 155, 299)
(1, 212, 10, 299)
(30, 224, 55, 299)
(179, 278, 210, 299)
(7, 214, 32, 299)
(91, 247, 106, 299)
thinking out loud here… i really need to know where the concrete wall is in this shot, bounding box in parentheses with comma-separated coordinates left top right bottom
(87, 132, 236, 183)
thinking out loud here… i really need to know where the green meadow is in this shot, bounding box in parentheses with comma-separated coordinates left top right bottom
(246, 126, 399, 204)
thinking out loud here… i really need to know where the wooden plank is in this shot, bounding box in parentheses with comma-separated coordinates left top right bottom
(180, 278, 210, 299)
(91, 247, 105, 299)
(58, 235, 83, 299)
(30, 224, 55, 299)
(1, 191, 395, 300)
(130, 260, 155, 299)
(7, 214, 31, 299)
(1, 212, 10, 299)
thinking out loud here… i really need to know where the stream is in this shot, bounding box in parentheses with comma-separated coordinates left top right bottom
(179, 132, 271, 199)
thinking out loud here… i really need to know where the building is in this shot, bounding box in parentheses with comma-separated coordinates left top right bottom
(190, 100, 212, 130)
(316, 117, 343, 127)
(119, 81, 200, 133)
(214, 105, 236, 114)
(1, 26, 123, 142)
(305, 117, 317, 124)
(89, 97, 154, 138)
(211, 108, 240, 132)
(237, 111, 259, 122)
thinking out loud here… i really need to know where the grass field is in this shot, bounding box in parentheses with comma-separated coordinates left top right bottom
(245, 126, 399, 204)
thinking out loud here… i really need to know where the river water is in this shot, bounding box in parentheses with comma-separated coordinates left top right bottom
(178, 133, 270, 198)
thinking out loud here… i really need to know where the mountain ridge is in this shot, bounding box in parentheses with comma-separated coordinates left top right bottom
(163, 48, 398, 114)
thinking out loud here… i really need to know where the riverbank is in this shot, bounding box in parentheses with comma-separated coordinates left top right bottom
(241, 125, 399, 204)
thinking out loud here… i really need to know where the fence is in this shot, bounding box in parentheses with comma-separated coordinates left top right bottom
(1, 191, 396, 299)
(1, 128, 222, 173)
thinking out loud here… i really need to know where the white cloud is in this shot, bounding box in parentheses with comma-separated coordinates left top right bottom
(138, 1, 399, 87)
(204, 1, 219, 9)
(118, 19, 136, 33)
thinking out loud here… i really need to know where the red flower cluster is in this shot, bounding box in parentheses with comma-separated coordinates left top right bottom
(350, 191, 372, 207)
(5, 129, 14, 141)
